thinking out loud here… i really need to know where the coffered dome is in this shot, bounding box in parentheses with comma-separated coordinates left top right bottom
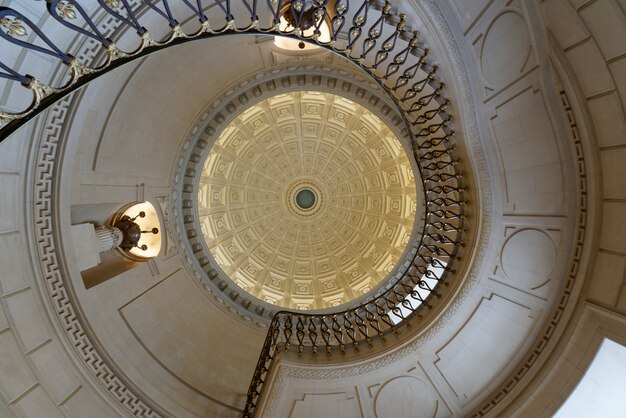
(198, 91, 421, 310)
(1, 1, 624, 418)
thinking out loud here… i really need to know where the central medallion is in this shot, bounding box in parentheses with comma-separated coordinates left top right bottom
(296, 189, 315, 209)
(196, 91, 421, 310)
(286, 180, 324, 218)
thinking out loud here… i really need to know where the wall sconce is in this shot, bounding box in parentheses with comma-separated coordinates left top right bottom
(114, 211, 159, 252)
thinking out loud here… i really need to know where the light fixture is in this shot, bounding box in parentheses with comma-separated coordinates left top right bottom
(114, 211, 159, 252)
(273, 0, 332, 51)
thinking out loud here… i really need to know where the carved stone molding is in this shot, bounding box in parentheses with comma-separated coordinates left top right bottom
(172, 62, 424, 325)
(259, 2, 590, 417)
(194, 90, 420, 310)
(23, 1, 164, 416)
(28, 94, 162, 417)
(418, 1, 589, 416)
(17, 2, 493, 417)
(257, 0, 497, 412)
(470, 89, 589, 417)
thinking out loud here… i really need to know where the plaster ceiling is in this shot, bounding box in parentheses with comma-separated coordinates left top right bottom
(197, 90, 420, 310)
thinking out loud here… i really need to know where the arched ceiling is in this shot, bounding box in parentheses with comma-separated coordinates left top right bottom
(198, 90, 420, 310)
(0, 1, 624, 418)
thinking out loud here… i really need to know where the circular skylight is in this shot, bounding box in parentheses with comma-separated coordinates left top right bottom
(295, 189, 316, 209)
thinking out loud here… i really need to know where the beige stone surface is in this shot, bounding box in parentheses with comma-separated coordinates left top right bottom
(0, 175, 18, 233)
(587, 251, 626, 306)
(120, 270, 265, 406)
(600, 148, 626, 199)
(0, 0, 625, 416)
(565, 40, 614, 97)
(609, 57, 626, 110)
(490, 88, 564, 214)
(0, 331, 38, 402)
(0, 234, 33, 294)
(600, 202, 626, 253)
(27, 341, 81, 404)
(10, 386, 65, 418)
(4, 290, 51, 353)
(60, 387, 118, 418)
(579, 0, 626, 60)
(542, 0, 590, 49)
(199, 91, 419, 310)
(70, 223, 101, 271)
(587, 92, 626, 147)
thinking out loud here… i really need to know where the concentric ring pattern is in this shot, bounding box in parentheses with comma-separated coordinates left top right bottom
(198, 91, 421, 310)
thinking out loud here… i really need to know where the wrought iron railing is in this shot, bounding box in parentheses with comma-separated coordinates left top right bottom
(0, 1, 467, 417)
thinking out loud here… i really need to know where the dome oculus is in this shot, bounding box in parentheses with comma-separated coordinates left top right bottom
(295, 189, 316, 209)
(197, 91, 421, 310)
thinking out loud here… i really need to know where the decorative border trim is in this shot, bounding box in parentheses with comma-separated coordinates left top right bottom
(258, 2, 590, 417)
(257, 0, 500, 413)
(25, 2, 163, 416)
(471, 89, 588, 417)
(417, 1, 589, 416)
(30, 96, 162, 417)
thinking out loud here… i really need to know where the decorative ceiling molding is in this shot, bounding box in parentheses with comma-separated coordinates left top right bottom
(196, 90, 420, 310)
(22, 2, 166, 416)
(416, 1, 591, 416)
(259, 2, 591, 417)
(256, 0, 496, 412)
(14, 1, 477, 416)
(173, 63, 422, 325)
(28, 92, 163, 417)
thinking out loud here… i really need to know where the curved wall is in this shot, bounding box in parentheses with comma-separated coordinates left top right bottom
(255, 0, 626, 417)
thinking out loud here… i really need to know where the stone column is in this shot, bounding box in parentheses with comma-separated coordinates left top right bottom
(95, 225, 124, 253)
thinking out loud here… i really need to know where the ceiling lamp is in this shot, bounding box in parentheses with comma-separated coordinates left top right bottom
(273, 0, 332, 51)
(113, 202, 163, 259)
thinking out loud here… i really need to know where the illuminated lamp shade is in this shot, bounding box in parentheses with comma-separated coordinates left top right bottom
(273, 2, 332, 51)
(117, 202, 163, 259)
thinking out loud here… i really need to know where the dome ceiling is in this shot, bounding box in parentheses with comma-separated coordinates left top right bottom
(197, 91, 420, 310)
(0, 0, 617, 416)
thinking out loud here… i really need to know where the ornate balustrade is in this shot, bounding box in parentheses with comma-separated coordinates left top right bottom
(0, 1, 467, 417)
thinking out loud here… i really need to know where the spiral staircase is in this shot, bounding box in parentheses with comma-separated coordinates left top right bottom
(0, 0, 624, 417)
